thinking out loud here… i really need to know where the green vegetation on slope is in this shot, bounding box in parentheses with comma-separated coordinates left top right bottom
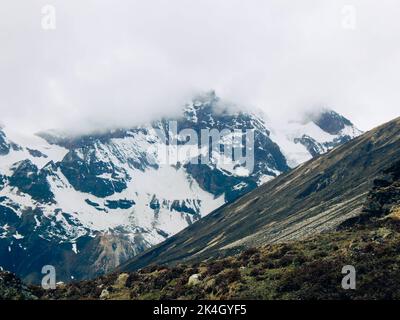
(31, 159, 400, 300)
(26, 214, 399, 300)
(3, 148, 400, 301)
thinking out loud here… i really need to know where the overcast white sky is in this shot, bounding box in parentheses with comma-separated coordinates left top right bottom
(1, 0, 399, 134)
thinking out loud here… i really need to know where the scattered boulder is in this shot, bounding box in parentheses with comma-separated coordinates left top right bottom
(100, 289, 110, 300)
(188, 274, 201, 286)
(114, 273, 129, 288)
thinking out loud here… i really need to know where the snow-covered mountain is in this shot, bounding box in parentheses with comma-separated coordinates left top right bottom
(0, 92, 361, 282)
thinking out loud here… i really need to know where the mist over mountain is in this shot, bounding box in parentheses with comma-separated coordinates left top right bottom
(2, 1, 400, 134)
(2, 0, 400, 304)
(0, 92, 360, 282)
(120, 116, 400, 272)
(3, 115, 399, 301)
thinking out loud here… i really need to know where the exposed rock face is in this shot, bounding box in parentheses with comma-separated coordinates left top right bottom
(313, 110, 353, 135)
(339, 159, 400, 228)
(9, 160, 55, 203)
(0, 270, 37, 300)
(0, 92, 360, 283)
(6, 119, 400, 301)
(0, 130, 21, 156)
(119, 117, 400, 272)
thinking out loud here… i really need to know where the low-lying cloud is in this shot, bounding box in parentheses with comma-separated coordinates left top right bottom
(1, 0, 400, 134)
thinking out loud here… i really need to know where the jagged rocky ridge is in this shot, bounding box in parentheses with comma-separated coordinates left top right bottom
(4, 145, 400, 300)
(0, 92, 360, 282)
(120, 116, 400, 272)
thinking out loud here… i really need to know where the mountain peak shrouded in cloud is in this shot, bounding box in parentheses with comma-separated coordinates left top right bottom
(310, 109, 353, 135)
(1, 0, 399, 134)
(0, 92, 361, 282)
(118, 116, 400, 274)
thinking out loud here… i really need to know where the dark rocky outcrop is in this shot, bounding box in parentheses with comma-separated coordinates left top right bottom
(120, 117, 400, 272)
(8, 160, 55, 204)
(0, 271, 37, 300)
